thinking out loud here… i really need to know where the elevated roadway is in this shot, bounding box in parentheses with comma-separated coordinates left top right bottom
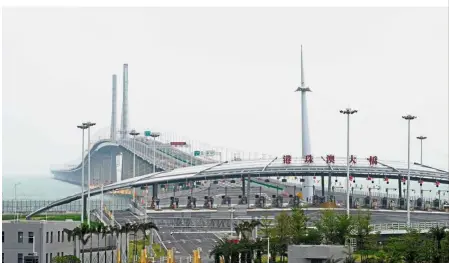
(30, 157, 448, 218)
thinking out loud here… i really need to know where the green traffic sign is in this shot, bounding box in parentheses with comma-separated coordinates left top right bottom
(144, 131, 151, 137)
(194, 151, 201, 156)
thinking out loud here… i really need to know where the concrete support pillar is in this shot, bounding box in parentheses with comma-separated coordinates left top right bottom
(242, 176, 246, 196)
(247, 175, 251, 204)
(152, 184, 158, 198)
(321, 174, 325, 197)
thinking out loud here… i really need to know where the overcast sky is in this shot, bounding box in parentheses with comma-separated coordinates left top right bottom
(2, 7, 448, 175)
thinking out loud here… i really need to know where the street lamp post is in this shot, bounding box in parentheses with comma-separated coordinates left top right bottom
(402, 114, 417, 226)
(340, 108, 358, 216)
(77, 124, 88, 223)
(149, 132, 161, 173)
(130, 129, 140, 202)
(416, 136, 427, 164)
(82, 121, 96, 226)
(14, 182, 21, 221)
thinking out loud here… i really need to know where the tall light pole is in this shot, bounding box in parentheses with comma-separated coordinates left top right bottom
(77, 124, 88, 223)
(340, 108, 358, 216)
(130, 129, 140, 201)
(416, 136, 427, 164)
(150, 132, 161, 173)
(403, 114, 417, 226)
(83, 121, 96, 226)
(14, 182, 21, 221)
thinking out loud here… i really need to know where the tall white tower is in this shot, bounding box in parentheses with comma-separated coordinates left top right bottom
(110, 74, 117, 141)
(120, 64, 129, 139)
(295, 46, 313, 201)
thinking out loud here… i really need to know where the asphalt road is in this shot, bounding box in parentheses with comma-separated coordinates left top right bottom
(158, 230, 220, 260)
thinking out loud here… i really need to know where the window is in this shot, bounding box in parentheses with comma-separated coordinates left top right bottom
(28, 232, 34, 243)
(61, 252, 64, 257)
(18, 253, 23, 263)
(2, 253, 4, 263)
(46, 253, 48, 263)
(57, 231, 60, 242)
(62, 231, 64, 242)
(50, 231, 53, 243)
(50, 253, 52, 261)
(2, 231, 4, 243)
(46, 232, 49, 243)
(57, 252, 59, 257)
(18, 232, 23, 243)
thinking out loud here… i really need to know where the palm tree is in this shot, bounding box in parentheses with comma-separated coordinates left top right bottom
(100, 225, 109, 263)
(63, 228, 78, 258)
(429, 226, 447, 262)
(79, 223, 91, 263)
(139, 222, 159, 259)
(122, 223, 132, 263)
(110, 225, 121, 263)
(130, 223, 140, 262)
(94, 223, 103, 263)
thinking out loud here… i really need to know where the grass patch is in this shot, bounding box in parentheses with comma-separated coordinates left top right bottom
(3, 214, 81, 221)
(128, 239, 166, 262)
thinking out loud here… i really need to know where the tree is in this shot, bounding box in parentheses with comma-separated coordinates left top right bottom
(77, 223, 91, 263)
(428, 226, 447, 262)
(351, 210, 378, 262)
(315, 210, 353, 245)
(259, 216, 273, 238)
(63, 228, 77, 257)
(273, 212, 292, 263)
(51, 255, 81, 263)
(235, 220, 260, 240)
(100, 225, 109, 263)
(290, 207, 308, 245)
(122, 223, 132, 263)
(385, 228, 423, 263)
(139, 222, 159, 259)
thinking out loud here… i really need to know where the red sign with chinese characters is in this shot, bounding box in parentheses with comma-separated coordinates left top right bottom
(349, 176, 354, 182)
(369, 156, 378, 166)
(402, 177, 406, 183)
(436, 181, 440, 187)
(283, 155, 292, 164)
(350, 155, 357, 165)
(305, 154, 314, 164)
(367, 176, 372, 181)
(326, 155, 335, 164)
(419, 179, 424, 186)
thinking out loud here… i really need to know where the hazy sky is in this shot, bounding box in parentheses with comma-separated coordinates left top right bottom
(2, 7, 448, 175)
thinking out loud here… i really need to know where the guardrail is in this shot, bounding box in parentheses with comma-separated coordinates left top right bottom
(371, 221, 449, 232)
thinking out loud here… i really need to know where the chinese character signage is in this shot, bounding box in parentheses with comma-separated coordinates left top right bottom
(350, 155, 357, 165)
(304, 154, 313, 164)
(369, 156, 378, 166)
(326, 154, 335, 164)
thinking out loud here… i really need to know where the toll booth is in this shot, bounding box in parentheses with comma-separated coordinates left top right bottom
(416, 198, 423, 209)
(399, 198, 405, 209)
(187, 196, 197, 209)
(170, 197, 179, 209)
(238, 195, 248, 205)
(221, 196, 231, 206)
(255, 195, 266, 208)
(433, 199, 440, 209)
(203, 196, 214, 208)
(288, 194, 300, 207)
(24, 254, 39, 263)
(364, 196, 371, 207)
(271, 195, 283, 208)
(151, 197, 161, 209)
(381, 197, 388, 209)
